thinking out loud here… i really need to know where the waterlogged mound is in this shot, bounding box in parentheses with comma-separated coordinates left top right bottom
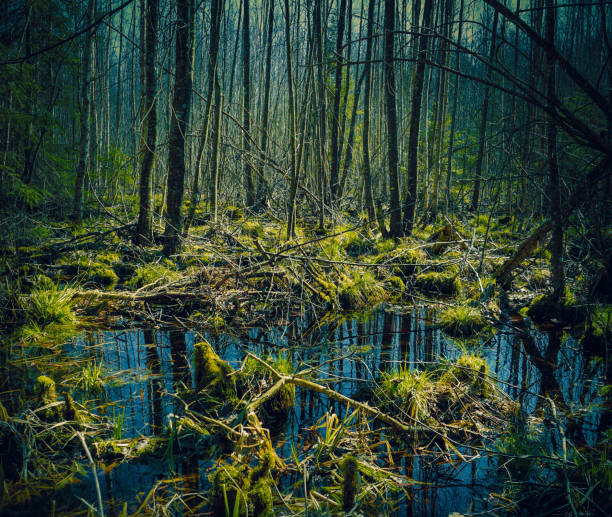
(375, 355, 515, 437)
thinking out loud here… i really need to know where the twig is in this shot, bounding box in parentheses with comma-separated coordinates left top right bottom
(76, 431, 104, 517)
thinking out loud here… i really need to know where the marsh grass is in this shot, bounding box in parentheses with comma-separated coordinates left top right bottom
(439, 305, 485, 337)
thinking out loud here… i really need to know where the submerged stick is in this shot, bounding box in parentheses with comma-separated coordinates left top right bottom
(76, 431, 105, 517)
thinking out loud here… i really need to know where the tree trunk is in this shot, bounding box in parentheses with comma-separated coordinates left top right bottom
(185, 0, 222, 232)
(384, 0, 401, 238)
(402, 0, 433, 235)
(285, 0, 299, 239)
(313, 0, 327, 228)
(256, 0, 274, 209)
(470, 9, 498, 213)
(361, 0, 376, 223)
(545, 0, 564, 301)
(243, 0, 255, 208)
(163, 0, 193, 256)
(135, 0, 159, 245)
(329, 0, 347, 203)
(73, 0, 95, 223)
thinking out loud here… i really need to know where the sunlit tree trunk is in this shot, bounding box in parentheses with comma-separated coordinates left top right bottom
(243, 0, 255, 208)
(285, 0, 299, 239)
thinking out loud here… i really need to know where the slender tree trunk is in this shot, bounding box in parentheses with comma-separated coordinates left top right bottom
(243, 0, 255, 208)
(73, 0, 95, 223)
(361, 0, 376, 223)
(470, 9, 498, 213)
(329, 0, 347, 203)
(313, 0, 327, 228)
(403, 0, 433, 235)
(210, 90, 223, 223)
(135, 0, 158, 244)
(384, 0, 401, 238)
(257, 0, 274, 209)
(185, 0, 222, 231)
(545, 0, 564, 301)
(163, 0, 194, 255)
(444, 0, 464, 212)
(285, 0, 299, 239)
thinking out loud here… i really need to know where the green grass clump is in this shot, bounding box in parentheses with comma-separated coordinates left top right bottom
(193, 340, 235, 399)
(439, 305, 485, 337)
(525, 287, 583, 324)
(95, 251, 121, 265)
(375, 367, 435, 421)
(344, 231, 377, 257)
(17, 282, 78, 345)
(82, 262, 118, 289)
(415, 271, 461, 295)
(338, 272, 388, 309)
(439, 354, 492, 398)
(126, 262, 180, 289)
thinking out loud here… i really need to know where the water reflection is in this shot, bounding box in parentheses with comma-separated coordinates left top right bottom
(64, 306, 603, 516)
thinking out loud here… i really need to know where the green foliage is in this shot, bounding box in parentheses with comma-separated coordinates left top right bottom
(439, 305, 485, 337)
(21, 283, 76, 328)
(241, 220, 264, 238)
(373, 244, 426, 277)
(415, 271, 462, 295)
(75, 360, 105, 395)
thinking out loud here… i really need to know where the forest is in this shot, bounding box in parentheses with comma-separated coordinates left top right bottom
(0, 0, 611, 515)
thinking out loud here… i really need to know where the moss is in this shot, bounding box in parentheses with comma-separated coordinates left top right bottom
(225, 205, 245, 220)
(342, 455, 359, 512)
(211, 462, 251, 517)
(385, 275, 405, 300)
(439, 354, 492, 398)
(83, 262, 118, 289)
(193, 341, 236, 398)
(338, 272, 389, 309)
(526, 288, 584, 324)
(37, 375, 56, 404)
(95, 251, 121, 265)
(415, 271, 461, 295)
(439, 306, 485, 337)
(126, 262, 181, 289)
(62, 393, 80, 422)
(528, 269, 550, 290)
(209, 314, 226, 331)
(344, 231, 377, 257)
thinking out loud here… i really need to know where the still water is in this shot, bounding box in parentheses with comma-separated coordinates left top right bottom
(60, 306, 603, 516)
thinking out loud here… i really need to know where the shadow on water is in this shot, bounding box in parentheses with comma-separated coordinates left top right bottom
(60, 306, 604, 516)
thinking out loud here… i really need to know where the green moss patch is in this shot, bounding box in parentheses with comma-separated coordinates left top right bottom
(415, 271, 461, 295)
(193, 340, 236, 399)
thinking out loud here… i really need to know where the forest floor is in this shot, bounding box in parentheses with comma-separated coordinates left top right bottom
(0, 209, 610, 516)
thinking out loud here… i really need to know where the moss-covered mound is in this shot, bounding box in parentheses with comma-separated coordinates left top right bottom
(415, 271, 461, 295)
(193, 340, 236, 399)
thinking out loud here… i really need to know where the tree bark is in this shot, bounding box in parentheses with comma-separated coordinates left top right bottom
(403, 0, 433, 235)
(242, 0, 255, 208)
(285, 0, 299, 239)
(329, 0, 347, 203)
(470, 9, 498, 213)
(73, 0, 95, 223)
(163, 0, 194, 256)
(135, 0, 159, 245)
(384, 0, 401, 238)
(361, 0, 376, 223)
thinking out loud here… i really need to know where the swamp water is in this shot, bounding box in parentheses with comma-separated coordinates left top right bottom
(36, 307, 605, 515)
